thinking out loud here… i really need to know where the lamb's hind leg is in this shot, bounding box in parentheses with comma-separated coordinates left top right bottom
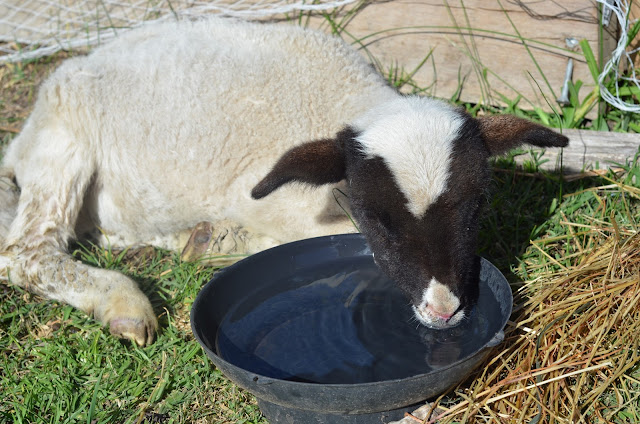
(180, 220, 280, 266)
(2, 130, 157, 345)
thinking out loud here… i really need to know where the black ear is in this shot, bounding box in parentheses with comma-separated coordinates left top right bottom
(478, 115, 568, 156)
(251, 128, 354, 199)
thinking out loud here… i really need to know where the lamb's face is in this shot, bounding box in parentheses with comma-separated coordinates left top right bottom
(345, 97, 489, 328)
(251, 96, 568, 329)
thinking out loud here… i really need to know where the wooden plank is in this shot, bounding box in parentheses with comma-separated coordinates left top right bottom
(304, 1, 611, 116)
(511, 129, 640, 172)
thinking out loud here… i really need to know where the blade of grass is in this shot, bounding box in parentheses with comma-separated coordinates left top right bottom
(87, 369, 105, 424)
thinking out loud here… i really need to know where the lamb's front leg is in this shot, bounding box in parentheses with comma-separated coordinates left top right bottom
(6, 246, 157, 345)
(2, 133, 157, 345)
(4, 219, 158, 345)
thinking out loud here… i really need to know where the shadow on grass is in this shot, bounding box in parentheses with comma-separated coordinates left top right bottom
(478, 160, 605, 285)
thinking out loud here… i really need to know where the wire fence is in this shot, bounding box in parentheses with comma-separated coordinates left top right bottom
(1, 0, 638, 113)
(0, 0, 356, 63)
(597, 0, 640, 113)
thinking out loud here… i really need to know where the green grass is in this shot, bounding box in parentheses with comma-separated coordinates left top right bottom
(1, 2, 640, 423)
(3, 149, 638, 423)
(1, 247, 267, 424)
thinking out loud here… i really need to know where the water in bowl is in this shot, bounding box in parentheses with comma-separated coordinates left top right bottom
(215, 256, 502, 384)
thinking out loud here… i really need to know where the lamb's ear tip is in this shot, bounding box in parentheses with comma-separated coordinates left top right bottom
(552, 133, 569, 147)
(535, 128, 568, 148)
(250, 186, 266, 200)
(251, 178, 281, 199)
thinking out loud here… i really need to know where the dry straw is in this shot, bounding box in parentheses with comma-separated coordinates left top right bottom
(422, 181, 640, 423)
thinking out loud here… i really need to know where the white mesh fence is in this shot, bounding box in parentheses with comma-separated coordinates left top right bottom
(0, 0, 356, 63)
(1, 0, 638, 114)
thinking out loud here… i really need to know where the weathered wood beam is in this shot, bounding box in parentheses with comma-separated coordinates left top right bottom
(511, 129, 640, 173)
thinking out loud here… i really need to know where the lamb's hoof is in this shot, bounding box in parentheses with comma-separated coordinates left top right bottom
(181, 220, 280, 266)
(180, 221, 214, 262)
(109, 316, 157, 346)
(97, 281, 158, 346)
(180, 220, 249, 266)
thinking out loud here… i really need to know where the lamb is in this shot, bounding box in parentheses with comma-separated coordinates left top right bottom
(0, 17, 568, 346)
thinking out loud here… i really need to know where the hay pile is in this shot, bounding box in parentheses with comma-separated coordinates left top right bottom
(423, 181, 640, 423)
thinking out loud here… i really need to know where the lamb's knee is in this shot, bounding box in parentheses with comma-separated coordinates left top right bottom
(5, 247, 86, 297)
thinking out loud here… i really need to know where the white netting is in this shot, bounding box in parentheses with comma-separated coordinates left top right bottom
(597, 0, 640, 113)
(0, 0, 356, 63)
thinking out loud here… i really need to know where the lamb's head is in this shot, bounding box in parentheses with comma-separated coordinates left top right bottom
(252, 96, 568, 329)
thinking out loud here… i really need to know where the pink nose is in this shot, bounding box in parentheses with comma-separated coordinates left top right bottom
(427, 306, 453, 321)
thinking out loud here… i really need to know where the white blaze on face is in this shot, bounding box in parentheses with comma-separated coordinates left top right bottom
(353, 96, 464, 217)
(413, 278, 464, 328)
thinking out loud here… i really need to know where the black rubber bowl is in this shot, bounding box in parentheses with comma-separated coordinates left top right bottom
(191, 234, 512, 423)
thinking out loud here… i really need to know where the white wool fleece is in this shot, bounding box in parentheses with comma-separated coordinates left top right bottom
(2, 18, 398, 249)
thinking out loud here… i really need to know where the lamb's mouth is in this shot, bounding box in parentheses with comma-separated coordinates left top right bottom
(412, 304, 465, 329)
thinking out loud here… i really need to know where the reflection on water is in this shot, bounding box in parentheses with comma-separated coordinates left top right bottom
(216, 257, 502, 384)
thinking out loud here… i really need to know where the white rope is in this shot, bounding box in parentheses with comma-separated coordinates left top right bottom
(0, 0, 357, 63)
(596, 0, 640, 113)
